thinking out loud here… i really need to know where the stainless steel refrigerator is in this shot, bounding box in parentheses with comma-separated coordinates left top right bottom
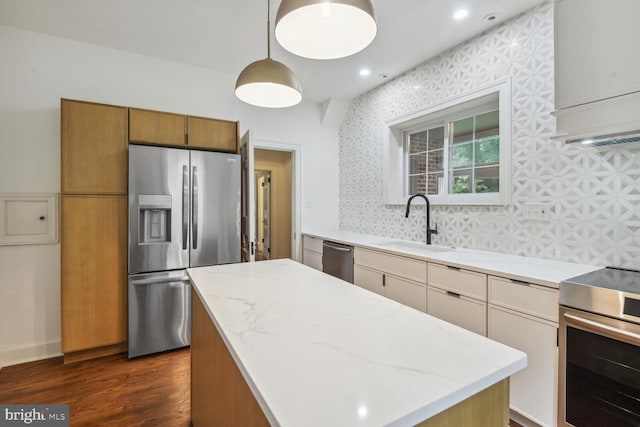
(128, 144, 240, 358)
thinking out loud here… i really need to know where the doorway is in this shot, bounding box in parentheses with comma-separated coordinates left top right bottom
(254, 149, 292, 260)
(255, 170, 271, 261)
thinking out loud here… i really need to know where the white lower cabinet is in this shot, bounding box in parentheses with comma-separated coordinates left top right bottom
(488, 275, 559, 427)
(353, 248, 427, 312)
(302, 236, 323, 271)
(427, 287, 487, 336)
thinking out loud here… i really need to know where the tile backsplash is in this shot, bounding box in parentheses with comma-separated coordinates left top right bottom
(338, 1, 640, 268)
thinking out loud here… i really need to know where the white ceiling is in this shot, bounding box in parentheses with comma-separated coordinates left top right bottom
(0, 0, 543, 103)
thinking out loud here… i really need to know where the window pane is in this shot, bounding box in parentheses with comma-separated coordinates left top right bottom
(452, 117, 474, 145)
(409, 175, 427, 194)
(475, 166, 499, 193)
(408, 131, 428, 154)
(475, 110, 499, 139)
(409, 153, 426, 175)
(428, 149, 444, 173)
(475, 136, 499, 165)
(428, 127, 444, 151)
(451, 169, 472, 194)
(427, 173, 445, 195)
(451, 143, 473, 169)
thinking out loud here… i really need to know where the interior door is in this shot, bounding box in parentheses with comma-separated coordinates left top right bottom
(240, 130, 255, 262)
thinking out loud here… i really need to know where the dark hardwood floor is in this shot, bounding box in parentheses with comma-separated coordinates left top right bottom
(0, 349, 190, 426)
(0, 348, 524, 426)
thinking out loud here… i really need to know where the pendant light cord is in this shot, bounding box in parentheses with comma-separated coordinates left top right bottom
(267, 0, 271, 59)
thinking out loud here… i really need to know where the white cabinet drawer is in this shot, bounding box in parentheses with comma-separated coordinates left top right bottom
(303, 235, 323, 253)
(386, 275, 427, 313)
(354, 247, 426, 283)
(427, 287, 487, 336)
(428, 263, 487, 301)
(354, 265, 384, 296)
(303, 249, 322, 271)
(488, 276, 558, 322)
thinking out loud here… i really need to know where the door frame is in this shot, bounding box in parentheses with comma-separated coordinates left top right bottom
(253, 140, 302, 262)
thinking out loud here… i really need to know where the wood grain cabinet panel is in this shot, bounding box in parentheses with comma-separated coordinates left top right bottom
(129, 108, 186, 146)
(187, 116, 238, 152)
(61, 195, 128, 354)
(61, 99, 128, 194)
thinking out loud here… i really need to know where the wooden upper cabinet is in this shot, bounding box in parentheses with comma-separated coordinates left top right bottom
(61, 99, 128, 194)
(187, 116, 238, 152)
(129, 108, 186, 146)
(61, 195, 128, 353)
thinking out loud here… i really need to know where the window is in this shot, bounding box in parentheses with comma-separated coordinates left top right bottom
(406, 109, 500, 196)
(384, 78, 511, 205)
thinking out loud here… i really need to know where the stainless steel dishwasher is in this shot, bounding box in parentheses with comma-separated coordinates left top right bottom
(322, 241, 354, 283)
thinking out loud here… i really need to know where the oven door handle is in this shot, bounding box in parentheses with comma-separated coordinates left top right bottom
(564, 312, 640, 346)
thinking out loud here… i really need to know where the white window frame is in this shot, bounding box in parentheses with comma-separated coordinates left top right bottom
(383, 78, 512, 206)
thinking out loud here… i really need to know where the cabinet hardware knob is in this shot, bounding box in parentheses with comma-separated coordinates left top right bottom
(39, 216, 46, 221)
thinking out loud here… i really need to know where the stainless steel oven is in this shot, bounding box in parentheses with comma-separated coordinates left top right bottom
(559, 268, 640, 427)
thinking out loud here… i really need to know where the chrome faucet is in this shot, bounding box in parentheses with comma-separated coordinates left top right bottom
(405, 193, 438, 245)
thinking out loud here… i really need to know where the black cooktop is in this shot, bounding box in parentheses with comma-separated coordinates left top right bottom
(562, 267, 640, 296)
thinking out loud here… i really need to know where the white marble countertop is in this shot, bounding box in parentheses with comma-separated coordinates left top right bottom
(188, 259, 527, 427)
(303, 230, 602, 288)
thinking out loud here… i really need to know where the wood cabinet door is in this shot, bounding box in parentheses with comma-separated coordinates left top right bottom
(187, 116, 238, 152)
(129, 108, 186, 146)
(61, 99, 128, 194)
(61, 195, 128, 353)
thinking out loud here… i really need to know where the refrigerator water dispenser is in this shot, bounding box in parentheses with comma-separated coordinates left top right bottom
(138, 194, 172, 244)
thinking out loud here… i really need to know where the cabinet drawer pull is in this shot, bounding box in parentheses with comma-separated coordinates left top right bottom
(446, 291, 461, 298)
(446, 265, 461, 271)
(509, 278, 530, 286)
(382, 274, 386, 287)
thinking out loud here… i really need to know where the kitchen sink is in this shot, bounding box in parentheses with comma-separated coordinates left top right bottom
(374, 240, 452, 254)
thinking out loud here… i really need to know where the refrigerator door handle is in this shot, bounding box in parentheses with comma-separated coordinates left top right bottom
(182, 165, 189, 250)
(192, 165, 198, 250)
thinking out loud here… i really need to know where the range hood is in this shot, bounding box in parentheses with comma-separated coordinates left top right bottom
(552, 91, 640, 147)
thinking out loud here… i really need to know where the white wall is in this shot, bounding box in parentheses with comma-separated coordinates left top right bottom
(0, 25, 339, 367)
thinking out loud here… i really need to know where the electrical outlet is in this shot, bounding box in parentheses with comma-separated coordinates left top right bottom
(522, 203, 551, 221)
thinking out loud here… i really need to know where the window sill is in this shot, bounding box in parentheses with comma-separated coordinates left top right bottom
(385, 192, 506, 206)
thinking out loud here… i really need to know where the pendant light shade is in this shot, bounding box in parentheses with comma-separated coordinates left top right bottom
(235, 58, 302, 108)
(235, 0, 302, 108)
(275, 0, 377, 60)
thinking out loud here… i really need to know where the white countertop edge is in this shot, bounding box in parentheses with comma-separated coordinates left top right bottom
(388, 357, 527, 427)
(188, 272, 281, 427)
(303, 230, 602, 289)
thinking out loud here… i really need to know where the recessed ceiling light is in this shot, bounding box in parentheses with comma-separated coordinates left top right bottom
(359, 68, 371, 77)
(453, 9, 469, 20)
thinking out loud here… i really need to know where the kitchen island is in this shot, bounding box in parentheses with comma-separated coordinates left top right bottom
(188, 259, 526, 426)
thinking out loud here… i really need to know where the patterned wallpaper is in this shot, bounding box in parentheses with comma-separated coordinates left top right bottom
(338, 1, 640, 268)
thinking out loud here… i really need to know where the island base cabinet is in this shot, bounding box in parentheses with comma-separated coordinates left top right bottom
(416, 378, 510, 427)
(489, 305, 558, 427)
(191, 289, 270, 427)
(428, 287, 487, 336)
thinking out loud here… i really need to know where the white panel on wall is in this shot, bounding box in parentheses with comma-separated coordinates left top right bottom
(0, 194, 58, 245)
(338, 1, 640, 268)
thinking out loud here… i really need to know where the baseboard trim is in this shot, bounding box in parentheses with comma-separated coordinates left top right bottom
(63, 342, 127, 364)
(0, 341, 62, 369)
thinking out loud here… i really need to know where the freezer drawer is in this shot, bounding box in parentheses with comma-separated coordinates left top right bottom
(128, 270, 191, 358)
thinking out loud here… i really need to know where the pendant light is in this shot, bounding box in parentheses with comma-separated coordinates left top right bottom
(235, 0, 302, 108)
(275, 0, 377, 60)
